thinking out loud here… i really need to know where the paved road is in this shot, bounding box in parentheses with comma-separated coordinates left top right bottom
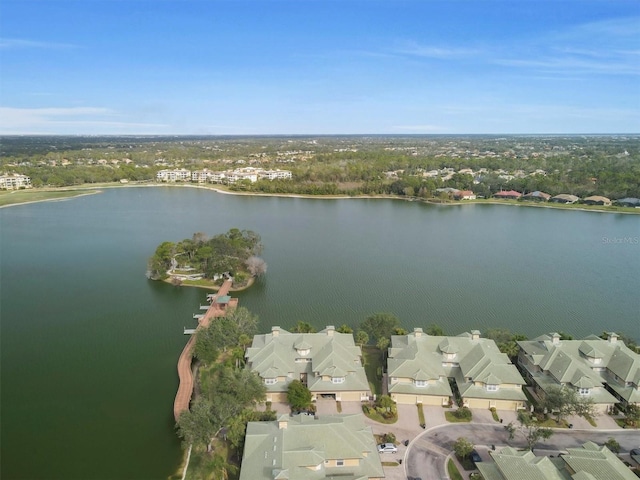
(405, 423, 640, 480)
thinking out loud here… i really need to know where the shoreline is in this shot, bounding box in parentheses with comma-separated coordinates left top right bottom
(1, 182, 639, 215)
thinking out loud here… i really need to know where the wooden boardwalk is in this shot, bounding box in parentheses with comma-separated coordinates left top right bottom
(173, 279, 237, 421)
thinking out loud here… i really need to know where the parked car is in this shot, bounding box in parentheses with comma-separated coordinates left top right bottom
(471, 450, 482, 463)
(377, 443, 398, 454)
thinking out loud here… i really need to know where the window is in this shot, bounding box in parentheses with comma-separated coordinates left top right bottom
(265, 378, 277, 385)
(336, 459, 344, 467)
(295, 357, 311, 363)
(296, 348, 310, 357)
(415, 380, 427, 388)
(486, 384, 498, 392)
(578, 387, 590, 395)
(332, 377, 345, 384)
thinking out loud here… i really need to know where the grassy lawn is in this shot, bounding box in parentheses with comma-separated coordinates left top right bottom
(447, 459, 464, 480)
(362, 406, 398, 424)
(180, 278, 221, 289)
(362, 346, 383, 395)
(538, 417, 569, 428)
(0, 189, 99, 207)
(445, 409, 472, 423)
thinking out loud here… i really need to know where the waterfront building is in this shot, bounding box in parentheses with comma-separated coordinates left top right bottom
(493, 190, 522, 200)
(387, 328, 527, 410)
(453, 190, 476, 200)
(517, 332, 640, 412)
(550, 194, 579, 204)
(239, 413, 384, 480)
(583, 195, 612, 206)
(245, 326, 371, 403)
(156, 168, 191, 182)
(0, 173, 32, 190)
(522, 191, 551, 202)
(478, 442, 636, 480)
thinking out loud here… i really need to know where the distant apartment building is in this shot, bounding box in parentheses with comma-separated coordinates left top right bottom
(156, 168, 191, 182)
(191, 167, 293, 185)
(0, 174, 32, 190)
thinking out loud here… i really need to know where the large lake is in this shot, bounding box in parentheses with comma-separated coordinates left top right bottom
(1, 187, 638, 479)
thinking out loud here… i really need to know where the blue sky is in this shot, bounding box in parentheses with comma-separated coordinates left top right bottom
(1, 0, 638, 134)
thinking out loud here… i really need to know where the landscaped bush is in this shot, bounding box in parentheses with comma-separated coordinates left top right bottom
(454, 407, 472, 421)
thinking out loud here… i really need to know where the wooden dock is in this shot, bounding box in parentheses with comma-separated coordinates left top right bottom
(173, 279, 238, 421)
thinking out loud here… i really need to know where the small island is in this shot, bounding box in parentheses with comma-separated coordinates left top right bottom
(147, 228, 266, 290)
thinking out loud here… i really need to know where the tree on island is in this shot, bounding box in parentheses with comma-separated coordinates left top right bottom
(147, 228, 266, 284)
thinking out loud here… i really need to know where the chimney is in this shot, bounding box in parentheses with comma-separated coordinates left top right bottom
(272, 326, 281, 337)
(471, 330, 480, 341)
(551, 332, 560, 345)
(607, 332, 618, 344)
(326, 325, 335, 336)
(414, 328, 423, 337)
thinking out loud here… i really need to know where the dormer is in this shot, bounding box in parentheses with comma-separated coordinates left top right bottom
(294, 338, 312, 357)
(439, 338, 459, 361)
(578, 342, 602, 365)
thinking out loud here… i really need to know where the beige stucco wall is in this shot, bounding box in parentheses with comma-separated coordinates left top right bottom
(465, 397, 524, 411)
(392, 393, 449, 406)
(265, 392, 288, 403)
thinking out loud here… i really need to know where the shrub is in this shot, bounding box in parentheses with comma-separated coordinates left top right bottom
(383, 432, 396, 444)
(454, 407, 472, 421)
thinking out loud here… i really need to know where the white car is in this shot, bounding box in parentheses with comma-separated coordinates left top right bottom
(377, 443, 398, 454)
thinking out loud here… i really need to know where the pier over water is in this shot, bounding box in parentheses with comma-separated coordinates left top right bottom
(173, 279, 237, 421)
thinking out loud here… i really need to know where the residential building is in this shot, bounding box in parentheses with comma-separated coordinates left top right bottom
(387, 329, 527, 410)
(191, 169, 214, 183)
(156, 168, 191, 182)
(0, 173, 32, 190)
(517, 332, 640, 412)
(522, 191, 551, 202)
(583, 195, 612, 206)
(493, 190, 522, 200)
(239, 413, 384, 480)
(260, 169, 293, 180)
(615, 197, 640, 207)
(478, 442, 636, 480)
(550, 194, 579, 204)
(245, 326, 371, 403)
(453, 190, 476, 200)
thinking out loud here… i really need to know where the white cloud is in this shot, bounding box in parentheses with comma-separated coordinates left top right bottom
(0, 38, 79, 49)
(0, 107, 168, 134)
(394, 41, 480, 59)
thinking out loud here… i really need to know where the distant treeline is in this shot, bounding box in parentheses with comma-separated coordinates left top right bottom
(3, 135, 639, 198)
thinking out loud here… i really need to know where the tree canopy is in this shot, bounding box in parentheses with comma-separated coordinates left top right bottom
(359, 312, 400, 344)
(287, 380, 313, 411)
(147, 228, 265, 281)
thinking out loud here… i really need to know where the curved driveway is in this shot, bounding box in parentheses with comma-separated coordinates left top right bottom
(405, 423, 640, 480)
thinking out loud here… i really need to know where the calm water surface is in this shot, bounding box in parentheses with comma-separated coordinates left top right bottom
(1, 187, 638, 479)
